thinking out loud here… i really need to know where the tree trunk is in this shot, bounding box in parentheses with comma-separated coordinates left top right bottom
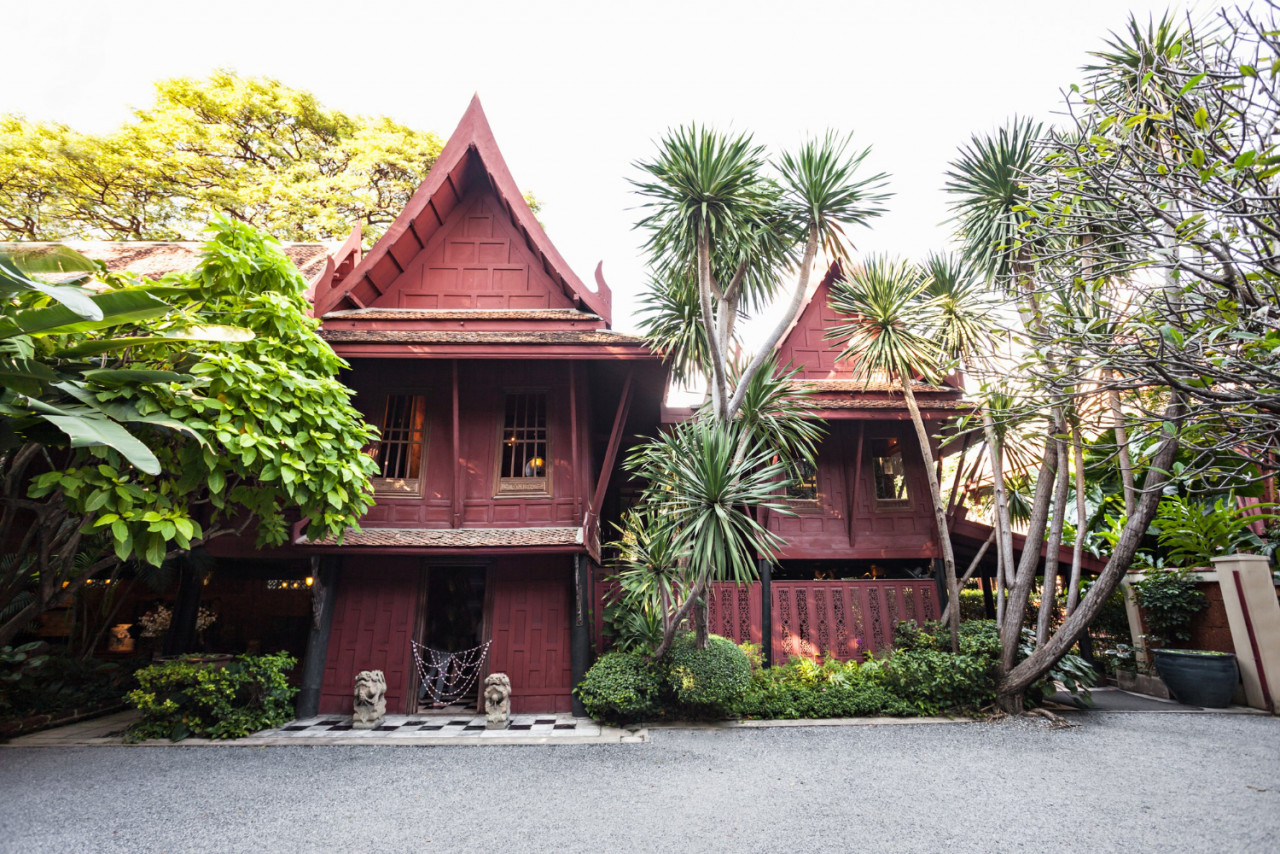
(938, 528, 995, 626)
(997, 400, 1183, 710)
(902, 381, 961, 653)
(693, 595, 709, 650)
(1035, 429, 1070, 646)
(981, 407, 1016, 629)
(1066, 424, 1088, 615)
(999, 431, 1060, 673)
(1105, 373, 1136, 519)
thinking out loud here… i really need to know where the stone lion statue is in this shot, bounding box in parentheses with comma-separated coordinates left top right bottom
(484, 672, 512, 729)
(352, 670, 387, 728)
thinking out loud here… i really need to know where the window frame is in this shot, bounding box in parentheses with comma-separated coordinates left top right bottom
(368, 391, 430, 498)
(868, 435, 913, 512)
(784, 456, 823, 508)
(493, 388, 552, 498)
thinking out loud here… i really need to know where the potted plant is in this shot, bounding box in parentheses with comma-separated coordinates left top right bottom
(1129, 495, 1276, 707)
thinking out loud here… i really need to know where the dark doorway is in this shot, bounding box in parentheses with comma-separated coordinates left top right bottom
(414, 566, 487, 713)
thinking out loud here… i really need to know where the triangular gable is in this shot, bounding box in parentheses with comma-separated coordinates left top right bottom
(775, 260, 856, 379)
(313, 95, 612, 322)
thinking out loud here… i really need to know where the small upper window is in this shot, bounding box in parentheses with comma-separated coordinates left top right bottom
(497, 392, 548, 495)
(871, 437, 909, 506)
(786, 459, 819, 501)
(371, 395, 427, 495)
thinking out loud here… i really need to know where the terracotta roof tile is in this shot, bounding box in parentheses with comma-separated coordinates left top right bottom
(299, 526, 584, 548)
(814, 398, 970, 410)
(8, 241, 334, 282)
(796, 379, 960, 394)
(322, 308, 602, 322)
(318, 329, 646, 345)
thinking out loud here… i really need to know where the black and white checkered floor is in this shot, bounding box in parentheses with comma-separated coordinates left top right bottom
(258, 714, 601, 739)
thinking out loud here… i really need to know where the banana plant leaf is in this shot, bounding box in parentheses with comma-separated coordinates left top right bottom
(0, 256, 102, 321)
(0, 287, 176, 340)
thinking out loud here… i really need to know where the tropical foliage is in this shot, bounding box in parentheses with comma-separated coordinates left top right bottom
(0, 219, 378, 646)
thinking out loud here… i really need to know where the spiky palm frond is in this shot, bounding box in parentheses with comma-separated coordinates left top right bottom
(943, 117, 1049, 284)
(727, 353, 825, 466)
(776, 131, 891, 259)
(1086, 11, 1193, 109)
(634, 269, 716, 385)
(624, 419, 790, 584)
(825, 255, 942, 384)
(631, 125, 776, 267)
(921, 252, 995, 369)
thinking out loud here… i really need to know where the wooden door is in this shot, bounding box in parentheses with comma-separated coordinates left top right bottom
(487, 560, 573, 713)
(318, 557, 421, 715)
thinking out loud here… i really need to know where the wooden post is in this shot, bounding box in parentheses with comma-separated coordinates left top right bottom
(451, 360, 462, 528)
(162, 554, 204, 657)
(759, 558, 773, 668)
(295, 556, 340, 719)
(570, 554, 591, 717)
(980, 573, 995, 619)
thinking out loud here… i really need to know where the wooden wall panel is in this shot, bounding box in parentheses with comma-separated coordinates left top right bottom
(487, 559, 573, 713)
(319, 557, 421, 715)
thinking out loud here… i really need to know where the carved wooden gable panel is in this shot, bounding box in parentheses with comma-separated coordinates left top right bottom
(372, 190, 575, 311)
(776, 277, 853, 379)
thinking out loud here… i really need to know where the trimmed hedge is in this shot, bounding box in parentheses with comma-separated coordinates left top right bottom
(125, 652, 298, 742)
(665, 633, 751, 715)
(574, 651, 663, 722)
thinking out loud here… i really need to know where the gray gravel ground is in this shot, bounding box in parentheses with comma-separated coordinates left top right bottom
(1, 712, 1277, 853)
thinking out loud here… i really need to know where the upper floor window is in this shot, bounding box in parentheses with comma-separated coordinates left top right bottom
(371, 394, 427, 495)
(786, 459, 819, 501)
(497, 391, 548, 495)
(871, 437, 910, 507)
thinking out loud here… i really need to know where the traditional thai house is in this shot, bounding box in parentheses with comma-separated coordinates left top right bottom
(291, 97, 666, 716)
(649, 261, 971, 666)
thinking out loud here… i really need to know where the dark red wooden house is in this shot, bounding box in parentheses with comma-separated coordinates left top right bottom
(294, 97, 665, 716)
(651, 261, 970, 665)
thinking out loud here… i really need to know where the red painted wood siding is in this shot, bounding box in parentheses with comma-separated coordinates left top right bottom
(370, 188, 575, 312)
(488, 560, 573, 713)
(771, 580, 939, 664)
(776, 272, 851, 380)
(348, 359, 590, 529)
(319, 557, 420, 715)
(767, 421, 937, 560)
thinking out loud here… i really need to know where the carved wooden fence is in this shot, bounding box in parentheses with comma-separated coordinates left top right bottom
(771, 580, 939, 664)
(592, 574, 937, 665)
(705, 583, 764, 646)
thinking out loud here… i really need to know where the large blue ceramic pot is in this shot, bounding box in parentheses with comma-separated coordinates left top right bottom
(1151, 649, 1239, 708)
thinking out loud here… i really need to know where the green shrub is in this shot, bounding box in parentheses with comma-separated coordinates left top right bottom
(878, 620, 1001, 715)
(574, 651, 662, 722)
(1131, 567, 1208, 647)
(125, 651, 297, 742)
(734, 656, 910, 719)
(1, 646, 138, 721)
(664, 633, 751, 715)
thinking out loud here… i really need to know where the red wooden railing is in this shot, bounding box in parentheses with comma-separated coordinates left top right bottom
(771, 580, 939, 664)
(592, 575, 937, 665)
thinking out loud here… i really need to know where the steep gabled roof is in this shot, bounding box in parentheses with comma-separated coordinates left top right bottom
(313, 95, 612, 322)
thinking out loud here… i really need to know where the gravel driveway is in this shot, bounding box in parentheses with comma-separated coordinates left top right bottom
(1, 712, 1276, 853)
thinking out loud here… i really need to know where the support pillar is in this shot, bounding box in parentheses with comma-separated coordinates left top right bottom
(980, 573, 995, 619)
(295, 556, 340, 719)
(932, 558, 948, 618)
(1213, 554, 1280, 712)
(759, 558, 773, 668)
(162, 553, 206, 657)
(570, 553, 591, 717)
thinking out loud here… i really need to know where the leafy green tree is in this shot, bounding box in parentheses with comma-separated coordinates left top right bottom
(0, 219, 378, 646)
(0, 71, 447, 243)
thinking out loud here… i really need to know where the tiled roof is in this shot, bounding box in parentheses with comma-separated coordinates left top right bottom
(318, 329, 646, 345)
(300, 526, 584, 548)
(6, 241, 333, 282)
(814, 398, 970, 410)
(796, 379, 960, 394)
(323, 308, 602, 322)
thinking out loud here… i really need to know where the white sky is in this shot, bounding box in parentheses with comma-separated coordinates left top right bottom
(5, 0, 1210, 334)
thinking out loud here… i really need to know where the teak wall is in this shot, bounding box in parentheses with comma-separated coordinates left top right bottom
(768, 420, 938, 561)
(345, 358, 595, 530)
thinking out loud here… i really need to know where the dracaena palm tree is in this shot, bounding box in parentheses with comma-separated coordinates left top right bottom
(826, 255, 964, 652)
(632, 126, 889, 421)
